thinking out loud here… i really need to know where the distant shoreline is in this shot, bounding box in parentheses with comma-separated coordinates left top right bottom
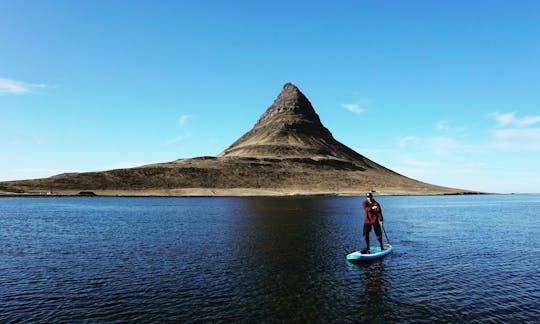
(0, 190, 489, 198)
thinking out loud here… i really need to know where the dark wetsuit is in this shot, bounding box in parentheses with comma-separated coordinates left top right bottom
(362, 198, 384, 250)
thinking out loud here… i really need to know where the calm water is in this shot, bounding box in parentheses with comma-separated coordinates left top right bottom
(1, 195, 539, 322)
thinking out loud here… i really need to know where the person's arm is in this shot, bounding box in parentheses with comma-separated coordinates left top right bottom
(375, 203, 383, 222)
(362, 200, 371, 212)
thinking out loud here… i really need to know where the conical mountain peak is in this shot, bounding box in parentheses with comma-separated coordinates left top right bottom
(280, 82, 302, 95)
(255, 82, 321, 126)
(219, 83, 370, 167)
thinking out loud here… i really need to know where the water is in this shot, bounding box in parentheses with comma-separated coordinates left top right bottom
(1, 195, 539, 322)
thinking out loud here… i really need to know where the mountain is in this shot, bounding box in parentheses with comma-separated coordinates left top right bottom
(0, 83, 475, 196)
(220, 83, 371, 165)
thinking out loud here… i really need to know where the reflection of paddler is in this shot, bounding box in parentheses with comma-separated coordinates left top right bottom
(362, 193, 384, 253)
(365, 263, 385, 309)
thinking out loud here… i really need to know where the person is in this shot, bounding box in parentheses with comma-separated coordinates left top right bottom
(362, 192, 384, 253)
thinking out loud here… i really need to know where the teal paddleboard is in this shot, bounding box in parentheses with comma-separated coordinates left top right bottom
(346, 244, 393, 261)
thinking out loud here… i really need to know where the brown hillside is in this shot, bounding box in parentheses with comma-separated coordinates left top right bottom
(0, 83, 475, 196)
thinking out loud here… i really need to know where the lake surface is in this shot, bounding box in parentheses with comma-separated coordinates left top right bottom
(1, 195, 539, 322)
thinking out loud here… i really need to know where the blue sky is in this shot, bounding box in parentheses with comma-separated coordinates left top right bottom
(1, 1, 539, 193)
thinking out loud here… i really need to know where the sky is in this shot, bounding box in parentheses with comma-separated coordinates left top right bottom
(1, 0, 539, 194)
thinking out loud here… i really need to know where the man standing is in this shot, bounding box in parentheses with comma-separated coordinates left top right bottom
(362, 192, 384, 253)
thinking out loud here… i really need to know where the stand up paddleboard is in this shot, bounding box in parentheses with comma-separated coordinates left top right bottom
(346, 244, 393, 262)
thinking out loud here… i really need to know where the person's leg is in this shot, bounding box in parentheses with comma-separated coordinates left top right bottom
(374, 222, 384, 250)
(363, 223, 372, 252)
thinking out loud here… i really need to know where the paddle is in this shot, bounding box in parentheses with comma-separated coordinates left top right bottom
(380, 220, 391, 245)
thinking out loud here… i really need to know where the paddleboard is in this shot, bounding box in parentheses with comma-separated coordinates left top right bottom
(346, 244, 393, 262)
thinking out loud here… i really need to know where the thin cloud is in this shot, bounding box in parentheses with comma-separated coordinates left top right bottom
(402, 157, 438, 168)
(179, 115, 191, 127)
(520, 116, 540, 127)
(392, 112, 540, 192)
(166, 132, 192, 145)
(490, 128, 540, 151)
(397, 136, 422, 148)
(436, 120, 451, 131)
(489, 112, 540, 127)
(0, 78, 50, 95)
(490, 112, 515, 126)
(342, 103, 364, 114)
(398, 127, 540, 156)
(486, 112, 540, 151)
(492, 128, 540, 140)
(435, 120, 468, 134)
(397, 135, 478, 156)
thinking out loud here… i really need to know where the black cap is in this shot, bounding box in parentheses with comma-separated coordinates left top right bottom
(366, 192, 373, 198)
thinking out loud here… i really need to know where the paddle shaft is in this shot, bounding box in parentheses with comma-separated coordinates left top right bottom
(380, 220, 391, 244)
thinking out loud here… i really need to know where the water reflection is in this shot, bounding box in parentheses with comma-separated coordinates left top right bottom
(363, 262, 385, 311)
(345, 260, 387, 321)
(231, 197, 340, 321)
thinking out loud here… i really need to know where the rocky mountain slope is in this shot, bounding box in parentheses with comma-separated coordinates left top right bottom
(0, 83, 474, 196)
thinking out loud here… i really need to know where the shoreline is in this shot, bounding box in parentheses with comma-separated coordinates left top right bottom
(0, 188, 489, 198)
